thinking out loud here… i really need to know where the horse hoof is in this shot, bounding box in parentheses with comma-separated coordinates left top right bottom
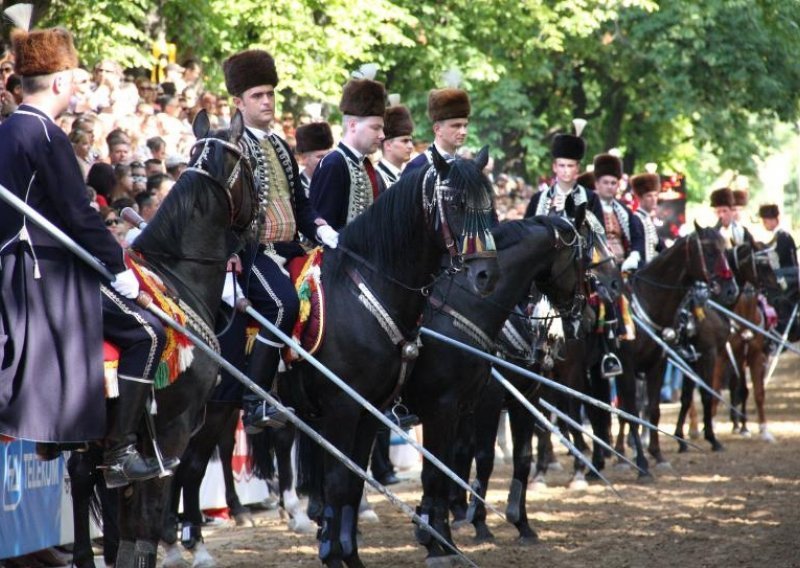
(191, 546, 216, 568)
(711, 442, 725, 452)
(613, 460, 632, 471)
(529, 480, 548, 492)
(288, 515, 317, 534)
(654, 461, 673, 471)
(358, 508, 380, 524)
(739, 428, 752, 438)
(162, 543, 189, 568)
(473, 531, 494, 544)
(688, 429, 701, 440)
(568, 478, 588, 491)
(636, 473, 655, 485)
(234, 512, 255, 528)
(547, 460, 564, 472)
(517, 534, 539, 546)
(451, 519, 471, 532)
(425, 555, 461, 568)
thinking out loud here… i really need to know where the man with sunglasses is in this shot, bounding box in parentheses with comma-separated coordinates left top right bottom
(0, 22, 172, 487)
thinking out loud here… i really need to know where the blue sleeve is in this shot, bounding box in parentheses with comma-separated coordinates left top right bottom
(401, 153, 427, 179)
(309, 152, 349, 231)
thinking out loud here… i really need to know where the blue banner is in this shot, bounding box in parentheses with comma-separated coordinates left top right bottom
(0, 440, 64, 559)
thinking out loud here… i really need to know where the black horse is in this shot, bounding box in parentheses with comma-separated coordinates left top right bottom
(92, 110, 259, 568)
(291, 149, 499, 567)
(403, 209, 589, 562)
(618, 225, 738, 468)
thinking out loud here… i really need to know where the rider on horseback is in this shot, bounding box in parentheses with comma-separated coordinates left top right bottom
(221, 49, 338, 433)
(630, 172, 665, 264)
(712, 187, 754, 249)
(0, 20, 169, 487)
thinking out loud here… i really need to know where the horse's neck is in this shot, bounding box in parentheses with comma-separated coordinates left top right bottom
(634, 245, 692, 322)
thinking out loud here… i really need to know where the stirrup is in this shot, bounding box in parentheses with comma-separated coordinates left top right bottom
(243, 401, 294, 434)
(101, 445, 162, 488)
(601, 352, 623, 379)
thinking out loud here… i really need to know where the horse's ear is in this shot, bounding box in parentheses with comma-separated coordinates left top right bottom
(474, 145, 490, 171)
(573, 202, 586, 233)
(229, 110, 245, 143)
(693, 220, 703, 233)
(192, 109, 210, 139)
(430, 144, 450, 175)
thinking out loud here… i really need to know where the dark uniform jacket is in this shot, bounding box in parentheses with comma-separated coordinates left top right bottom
(0, 105, 123, 442)
(309, 142, 385, 231)
(524, 183, 604, 225)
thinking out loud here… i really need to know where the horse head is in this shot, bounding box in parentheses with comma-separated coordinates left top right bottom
(426, 145, 499, 296)
(189, 109, 258, 235)
(691, 222, 739, 305)
(534, 213, 590, 340)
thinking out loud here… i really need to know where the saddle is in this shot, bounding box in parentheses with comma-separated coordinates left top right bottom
(103, 255, 195, 398)
(245, 247, 327, 366)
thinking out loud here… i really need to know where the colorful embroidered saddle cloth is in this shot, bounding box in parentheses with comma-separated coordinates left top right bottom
(103, 256, 194, 398)
(245, 247, 326, 365)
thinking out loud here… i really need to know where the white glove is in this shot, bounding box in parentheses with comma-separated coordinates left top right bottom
(316, 225, 339, 249)
(221, 272, 244, 307)
(620, 251, 640, 272)
(112, 268, 140, 299)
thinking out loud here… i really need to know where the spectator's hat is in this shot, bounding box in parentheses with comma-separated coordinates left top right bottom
(592, 153, 623, 180)
(5, 4, 77, 77)
(710, 187, 734, 208)
(295, 122, 333, 154)
(552, 119, 587, 161)
(758, 204, 780, 219)
(630, 173, 661, 197)
(339, 64, 386, 118)
(223, 49, 278, 97)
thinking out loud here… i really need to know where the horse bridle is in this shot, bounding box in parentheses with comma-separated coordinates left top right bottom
(688, 232, 733, 293)
(185, 137, 257, 231)
(541, 218, 586, 320)
(421, 165, 495, 272)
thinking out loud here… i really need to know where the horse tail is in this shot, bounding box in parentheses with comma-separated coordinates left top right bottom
(247, 430, 276, 480)
(295, 427, 322, 499)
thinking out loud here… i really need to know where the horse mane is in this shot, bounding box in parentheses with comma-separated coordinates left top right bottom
(492, 215, 574, 250)
(132, 171, 217, 257)
(337, 166, 425, 273)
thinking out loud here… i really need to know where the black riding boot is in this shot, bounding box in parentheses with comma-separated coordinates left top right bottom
(242, 335, 292, 433)
(103, 377, 161, 488)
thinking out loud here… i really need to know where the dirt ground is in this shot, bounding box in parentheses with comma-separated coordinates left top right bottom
(196, 352, 800, 567)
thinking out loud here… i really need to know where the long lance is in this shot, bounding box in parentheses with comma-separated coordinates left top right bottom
(490, 369, 620, 498)
(538, 398, 647, 476)
(243, 307, 508, 524)
(0, 186, 475, 567)
(630, 313, 744, 419)
(707, 298, 800, 357)
(765, 302, 799, 385)
(420, 327, 703, 451)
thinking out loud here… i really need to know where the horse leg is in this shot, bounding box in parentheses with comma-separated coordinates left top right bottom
(645, 365, 668, 465)
(615, 348, 651, 479)
(415, 401, 462, 563)
(506, 402, 538, 544)
(751, 347, 774, 442)
(565, 394, 589, 490)
(67, 448, 103, 568)
(448, 412, 475, 528)
(674, 378, 695, 453)
(585, 364, 611, 477)
(277, 424, 314, 533)
(468, 384, 503, 543)
(531, 424, 551, 489)
(318, 401, 368, 568)
(212, 403, 254, 527)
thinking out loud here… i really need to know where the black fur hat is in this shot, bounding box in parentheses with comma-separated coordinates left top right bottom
(339, 78, 386, 117)
(732, 189, 748, 207)
(710, 187, 734, 208)
(592, 154, 623, 180)
(223, 50, 278, 97)
(295, 122, 333, 154)
(552, 134, 586, 161)
(576, 171, 595, 191)
(758, 204, 780, 219)
(384, 105, 414, 139)
(427, 88, 470, 122)
(630, 173, 661, 197)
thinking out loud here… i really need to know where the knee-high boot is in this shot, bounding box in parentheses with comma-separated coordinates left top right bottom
(241, 333, 292, 433)
(103, 376, 161, 488)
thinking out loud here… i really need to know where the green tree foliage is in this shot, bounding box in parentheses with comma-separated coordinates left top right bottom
(5, 0, 800, 199)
